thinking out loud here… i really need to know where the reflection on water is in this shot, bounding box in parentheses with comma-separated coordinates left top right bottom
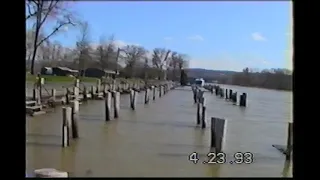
(26, 85, 292, 177)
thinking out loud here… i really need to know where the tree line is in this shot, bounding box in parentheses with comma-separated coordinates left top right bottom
(26, 0, 189, 81)
(201, 67, 293, 91)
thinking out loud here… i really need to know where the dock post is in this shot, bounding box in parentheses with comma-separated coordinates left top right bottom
(232, 92, 237, 105)
(105, 91, 111, 121)
(210, 117, 227, 153)
(62, 107, 72, 147)
(215, 86, 219, 96)
(196, 96, 201, 125)
(38, 76, 44, 100)
(74, 78, 80, 88)
(83, 86, 88, 101)
(152, 86, 156, 100)
(51, 89, 56, 102)
(272, 122, 293, 161)
(35, 88, 41, 105)
(240, 93, 247, 107)
(201, 97, 206, 129)
(159, 85, 162, 98)
(130, 89, 136, 110)
(229, 90, 233, 101)
(144, 88, 149, 104)
(286, 122, 293, 161)
(90, 86, 95, 99)
(65, 88, 70, 105)
(96, 79, 101, 94)
(225, 89, 228, 99)
(113, 91, 120, 118)
(71, 100, 79, 139)
(73, 86, 79, 101)
(192, 88, 197, 104)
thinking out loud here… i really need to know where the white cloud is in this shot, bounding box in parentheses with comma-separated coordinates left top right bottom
(187, 35, 204, 41)
(251, 32, 267, 41)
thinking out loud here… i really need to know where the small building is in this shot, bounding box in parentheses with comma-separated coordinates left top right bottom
(81, 68, 118, 78)
(40, 66, 78, 76)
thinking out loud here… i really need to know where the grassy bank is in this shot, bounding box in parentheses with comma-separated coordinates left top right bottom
(26, 74, 98, 83)
(26, 74, 153, 85)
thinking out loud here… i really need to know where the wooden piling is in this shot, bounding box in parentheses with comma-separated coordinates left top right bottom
(201, 97, 206, 129)
(144, 88, 149, 104)
(240, 93, 247, 107)
(83, 86, 88, 101)
(152, 86, 156, 100)
(51, 89, 56, 101)
(229, 89, 233, 100)
(38, 77, 44, 100)
(71, 101, 79, 139)
(73, 86, 79, 100)
(272, 122, 293, 161)
(192, 88, 198, 103)
(286, 122, 293, 160)
(130, 89, 137, 110)
(65, 88, 70, 105)
(233, 92, 237, 104)
(62, 107, 71, 147)
(196, 98, 201, 125)
(159, 85, 162, 98)
(105, 92, 111, 121)
(210, 117, 227, 153)
(225, 89, 228, 99)
(90, 86, 95, 99)
(74, 78, 80, 88)
(113, 91, 120, 118)
(96, 79, 101, 93)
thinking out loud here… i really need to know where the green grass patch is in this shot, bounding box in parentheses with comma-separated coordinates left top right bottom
(26, 74, 98, 83)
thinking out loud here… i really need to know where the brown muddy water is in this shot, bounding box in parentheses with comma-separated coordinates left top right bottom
(26, 84, 293, 177)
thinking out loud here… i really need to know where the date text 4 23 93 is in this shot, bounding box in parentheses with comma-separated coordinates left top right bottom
(188, 152, 254, 164)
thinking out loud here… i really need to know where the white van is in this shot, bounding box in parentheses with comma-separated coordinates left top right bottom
(194, 78, 205, 87)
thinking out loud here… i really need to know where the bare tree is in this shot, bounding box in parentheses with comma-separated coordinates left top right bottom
(169, 52, 189, 80)
(74, 21, 91, 76)
(122, 45, 147, 77)
(152, 48, 171, 80)
(96, 34, 116, 70)
(26, 0, 77, 74)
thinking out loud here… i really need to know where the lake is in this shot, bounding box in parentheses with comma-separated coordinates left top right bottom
(26, 84, 292, 177)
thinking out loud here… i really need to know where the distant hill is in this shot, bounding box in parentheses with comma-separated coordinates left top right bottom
(185, 68, 237, 79)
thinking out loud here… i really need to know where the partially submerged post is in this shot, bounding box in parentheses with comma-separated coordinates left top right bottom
(152, 86, 156, 100)
(83, 86, 88, 101)
(210, 117, 227, 153)
(96, 79, 101, 94)
(229, 89, 233, 101)
(65, 88, 70, 105)
(159, 85, 162, 98)
(144, 88, 149, 104)
(232, 92, 237, 105)
(71, 100, 79, 139)
(105, 92, 111, 121)
(239, 93, 247, 107)
(201, 97, 206, 129)
(130, 89, 137, 110)
(272, 122, 293, 161)
(113, 91, 120, 118)
(225, 89, 228, 99)
(90, 86, 95, 99)
(51, 89, 56, 102)
(62, 107, 72, 147)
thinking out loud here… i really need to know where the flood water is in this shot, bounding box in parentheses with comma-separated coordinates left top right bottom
(26, 85, 293, 177)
